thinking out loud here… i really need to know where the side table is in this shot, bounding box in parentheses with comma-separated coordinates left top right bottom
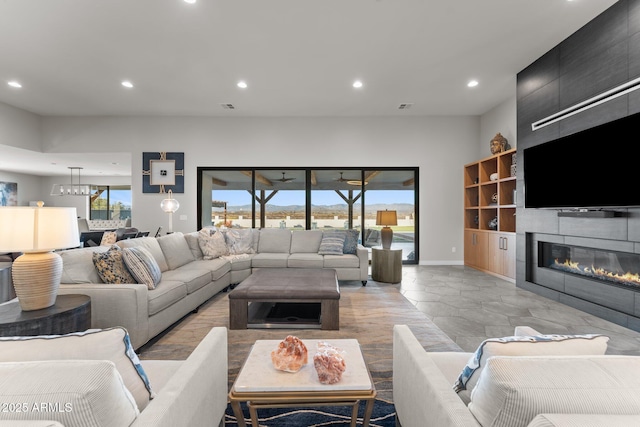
(371, 248, 402, 283)
(0, 294, 91, 337)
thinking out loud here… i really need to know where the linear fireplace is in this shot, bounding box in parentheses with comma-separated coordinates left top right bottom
(539, 242, 640, 291)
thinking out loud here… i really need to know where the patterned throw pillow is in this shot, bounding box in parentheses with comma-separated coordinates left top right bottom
(92, 245, 136, 284)
(121, 246, 162, 290)
(197, 228, 229, 259)
(453, 333, 610, 404)
(318, 231, 346, 255)
(100, 231, 117, 246)
(224, 229, 255, 254)
(342, 229, 360, 254)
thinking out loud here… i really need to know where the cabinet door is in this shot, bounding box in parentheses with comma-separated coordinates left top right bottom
(501, 233, 516, 279)
(464, 230, 488, 270)
(488, 233, 515, 279)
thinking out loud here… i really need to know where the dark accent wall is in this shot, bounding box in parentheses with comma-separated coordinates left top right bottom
(516, 0, 640, 331)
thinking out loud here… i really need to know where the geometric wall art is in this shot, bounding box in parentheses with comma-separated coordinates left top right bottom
(142, 152, 184, 194)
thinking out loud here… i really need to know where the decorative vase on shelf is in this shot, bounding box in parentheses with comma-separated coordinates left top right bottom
(488, 217, 498, 230)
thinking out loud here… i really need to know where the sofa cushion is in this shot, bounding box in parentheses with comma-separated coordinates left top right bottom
(220, 254, 252, 271)
(147, 280, 188, 315)
(0, 327, 153, 412)
(156, 232, 195, 269)
(469, 355, 640, 427)
(122, 246, 162, 290)
(118, 236, 169, 272)
(318, 231, 345, 255)
(527, 414, 640, 427)
(454, 333, 609, 404)
(198, 229, 228, 259)
(191, 258, 232, 281)
(0, 360, 139, 427)
(162, 267, 212, 294)
(92, 245, 136, 284)
(251, 253, 289, 268)
(324, 253, 360, 268)
(184, 231, 204, 259)
(60, 246, 108, 284)
(290, 230, 323, 253)
(224, 229, 256, 254)
(257, 229, 292, 253)
(288, 253, 324, 268)
(100, 230, 118, 246)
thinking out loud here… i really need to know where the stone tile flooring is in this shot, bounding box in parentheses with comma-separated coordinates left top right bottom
(395, 265, 640, 355)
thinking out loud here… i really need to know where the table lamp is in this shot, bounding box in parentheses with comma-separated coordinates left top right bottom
(0, 202, 79, 311)
(376, 210, 397, 250)
(160, 190, 180, 234)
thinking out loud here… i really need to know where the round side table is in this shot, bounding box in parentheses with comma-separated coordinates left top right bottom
(372, 248, 403, 283)
(0, 294, 91, 337)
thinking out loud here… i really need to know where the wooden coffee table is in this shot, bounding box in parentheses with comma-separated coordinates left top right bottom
(229, 339, 377, 427)
(228, 268, 340, 330)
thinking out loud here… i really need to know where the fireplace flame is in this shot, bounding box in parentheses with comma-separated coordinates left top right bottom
(554, 258, 640, 287)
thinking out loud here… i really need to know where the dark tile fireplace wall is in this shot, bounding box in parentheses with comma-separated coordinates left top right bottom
(516, 0, 640, 332)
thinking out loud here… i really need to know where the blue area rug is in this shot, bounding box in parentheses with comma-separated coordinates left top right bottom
(225, 399, 396, 426)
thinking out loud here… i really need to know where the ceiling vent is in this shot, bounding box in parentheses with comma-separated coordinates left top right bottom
(531, 76, 640, 131)
(220, 103, 235, 110)
(398, 103, 413, 110)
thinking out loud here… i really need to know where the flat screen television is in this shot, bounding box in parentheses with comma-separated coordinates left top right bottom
(523, 112, 639, 210)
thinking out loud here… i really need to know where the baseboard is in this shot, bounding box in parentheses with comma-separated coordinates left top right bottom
(419, 260, 464, 266)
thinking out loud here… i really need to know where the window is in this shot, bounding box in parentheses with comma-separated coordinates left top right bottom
(90, 185, 132, 221)
(198, 167, 418, 263)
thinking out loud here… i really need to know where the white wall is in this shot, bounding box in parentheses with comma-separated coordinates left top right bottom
(0, 101, 41, 152)
(479, 95, 517, 153)
(0, 170, 43, 206)
(39, 115, 481, 263)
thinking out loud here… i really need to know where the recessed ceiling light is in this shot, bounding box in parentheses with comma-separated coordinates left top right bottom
(353, 80, 363, 89)
(467, 80, 479, 88)
(121, 80, 134, 88)
(7, 81, 22, 88)
(184, 0, 196, 4)
(237, 81, 248, 89)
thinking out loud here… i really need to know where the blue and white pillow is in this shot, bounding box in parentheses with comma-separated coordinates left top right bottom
(0, 327, 154, 411)
(342, 229, 360, 254)
(453, 333, 609, 405)
(122, 246, 162, 290)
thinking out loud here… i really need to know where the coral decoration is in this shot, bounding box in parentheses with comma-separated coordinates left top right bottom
(314, 341, 346, 384)
(271, 336, 308, 373)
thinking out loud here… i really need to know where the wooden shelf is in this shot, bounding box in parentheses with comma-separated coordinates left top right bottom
(463, 148, 516, 281)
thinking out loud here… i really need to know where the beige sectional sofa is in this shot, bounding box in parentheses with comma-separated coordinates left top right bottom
(57, 228, 368, 349)
(393, 324, 640, 427)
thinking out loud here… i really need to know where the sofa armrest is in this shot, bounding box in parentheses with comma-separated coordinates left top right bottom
(58, 283, 149, 349)
(357, 245, 368, 281)
(393, 325, 481, 427)
(132, 327, 228, 427)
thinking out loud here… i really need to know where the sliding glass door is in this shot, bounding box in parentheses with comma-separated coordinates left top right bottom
(198, 167, 418, 263)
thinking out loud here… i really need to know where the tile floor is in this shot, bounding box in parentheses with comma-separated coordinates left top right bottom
(395, 264, 640, 355)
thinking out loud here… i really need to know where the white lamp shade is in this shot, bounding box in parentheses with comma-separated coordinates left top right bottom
(160, 198, 180, 213)
(0, 206, 79, 252)
(376, 210, 398, 226)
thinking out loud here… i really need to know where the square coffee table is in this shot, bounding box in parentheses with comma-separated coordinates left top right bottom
(229, 339, 377, 427)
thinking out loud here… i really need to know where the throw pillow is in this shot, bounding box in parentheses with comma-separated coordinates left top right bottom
(224, 228, 255, 254)
(318, 231, 346, 255)
(197, 228, 228, 259)
(122, 246, 162, 290)
(453, 333, 610, 405)
(342, 229, 360, 254)
(92, 245, 136, 284)
(100, 231, 117, 246)
(0, 327, 153, 412)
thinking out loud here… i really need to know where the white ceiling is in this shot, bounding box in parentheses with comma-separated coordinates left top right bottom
(0, 0, 619, 176)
